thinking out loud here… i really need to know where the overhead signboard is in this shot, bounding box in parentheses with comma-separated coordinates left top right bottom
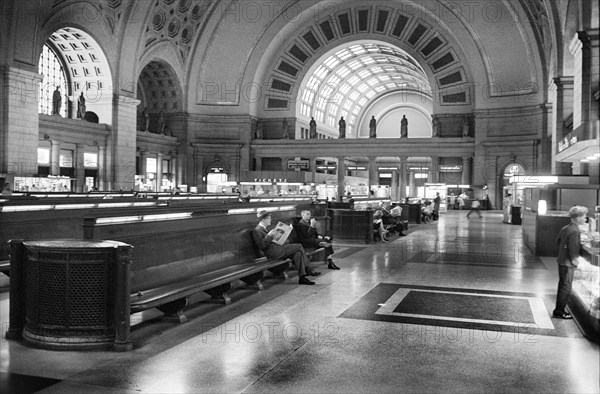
(287, 159, 310, 170)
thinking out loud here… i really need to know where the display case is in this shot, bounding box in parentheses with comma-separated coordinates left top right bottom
(570, 243, 600, 342)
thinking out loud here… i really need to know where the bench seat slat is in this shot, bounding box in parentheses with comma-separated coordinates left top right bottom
(130, 258, 290, 313)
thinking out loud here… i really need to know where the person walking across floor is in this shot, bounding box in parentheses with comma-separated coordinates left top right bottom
(553, 205, 588, 319)
(466, 199, 482, 218)
(253, 210, 321, 285)
(295, 210, 340, 270)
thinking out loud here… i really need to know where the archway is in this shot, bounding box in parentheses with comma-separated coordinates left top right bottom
(38, 27, 113, 124)
(294, 40, 433, 138)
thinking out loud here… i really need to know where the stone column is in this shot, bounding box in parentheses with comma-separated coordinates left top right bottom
(368, 156, 378, 192)
(255, 156, 262, 172)
(549, 77, 574, 174)
(310, 157, 317, 183)
(399, 157, 407, 200)
(74, 143, 85, 193)
(408, 170, 416, 197)
(430, 156, 440, 183)
(50, 140, 61, 176)
(337, 156, 346, 199)
(98, 145, 106, 190)
(391, 169, 398, 201)
(462, 156, 472, 185)
(1, 67, 42, 179)
(156, 153, 163, 192)
(139, 151, 148, 184)
(109, 95, 139, 191)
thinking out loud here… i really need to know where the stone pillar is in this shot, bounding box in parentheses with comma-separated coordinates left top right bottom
(337, 156, 346, 199)
(310, 157, 317, 183)
(255, 156, 262, 172)
(462, 156, 472, 185)
(50, 140, 61, 176)
(430, 156, 440, 183)
(368, 156, 377, 192)
(98, 145, 107, 191)
(391, 170, 398, 201)
(139, 151, 148, 182)
(170, 154, 178, 187)
(1, 67, 42, 179)
(156, 153, 163, 192)
(194, 150, 205, 192)
(399, 157, 407, 200)
(549, 77, 574, 174)
(110, 95, 139, 191)
(74, 143, 85, 193)
(408, 170, 416, 197)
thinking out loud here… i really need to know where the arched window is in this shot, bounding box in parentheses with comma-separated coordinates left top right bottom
(38, 44, 69, 117)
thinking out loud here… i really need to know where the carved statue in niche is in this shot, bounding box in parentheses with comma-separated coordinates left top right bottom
(77, 92, 86, 120)
(255, 119, 263, 139)
(309, 117, 317, 138)
(338, 116, 346, 139)
(282, 118, 289, 139)
(142, 107, 150, 131)
(400, 115, 408, 137)
(462, 115, 470, 137)
(52, 86, 62, 115)
(159, 111, 166, 134)
(369, 116, 377, 138)
(432, 115, 440, 137)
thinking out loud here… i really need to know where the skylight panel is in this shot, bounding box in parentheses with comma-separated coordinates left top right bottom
(339, 83, 351, 94)
(356, 84, 368, 92)
(324, 57, 340, 68)
(357, 97, 367, 106)
(347, 75, 360, 85)
(375, 86, 385, 92)
(349, 91, 359, 101)
(358, 69, 370, 78)
(365, 90, 376, 98)
(337, 67, 351, 78)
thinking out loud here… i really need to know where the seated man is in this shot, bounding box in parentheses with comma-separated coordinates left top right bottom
(253, 210, 321, 285)
(380, 202, 406, 236)
(373, 210, 388, 243)
(295, 210, 340, 270)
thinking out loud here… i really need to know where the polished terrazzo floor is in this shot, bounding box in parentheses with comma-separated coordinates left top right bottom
(1, 211, 599, 393)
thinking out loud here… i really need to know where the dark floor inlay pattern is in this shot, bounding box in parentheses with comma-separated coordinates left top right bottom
(407, 251, 546, 269)
(394, 291, 536, 323)
(339, 283, 575, 338)
(0, 372, 62, 394)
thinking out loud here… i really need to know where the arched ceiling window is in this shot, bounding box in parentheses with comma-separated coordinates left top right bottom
(38, 27, 113, 123)
(298, 42, 431, 137)
(39, 44, 68, 117)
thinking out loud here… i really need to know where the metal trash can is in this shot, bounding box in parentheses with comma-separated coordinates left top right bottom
(16, 240, 131, 350)
(511, 206, 522, 225)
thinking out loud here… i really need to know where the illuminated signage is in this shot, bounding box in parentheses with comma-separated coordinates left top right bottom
(287, 159, 310, 170)
(347, 166, 367, 170)
(439, 165, 462, 172)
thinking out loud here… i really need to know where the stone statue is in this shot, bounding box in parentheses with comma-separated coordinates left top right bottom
(76, 92, 86, 119)
(143, 107, 150, 131)
(400, 115, 408, 138)
(282, 118, 289, 139)
(309, 117, 317, 139)
(462, 115, 470, 137)
(338, 116, 346, 139)
(432, 115, 440, 137)
(255, 119, 263, 139)
(369, 116, 377, 138)
(159, 111, 166, 134)
(52, 86, 61, 115)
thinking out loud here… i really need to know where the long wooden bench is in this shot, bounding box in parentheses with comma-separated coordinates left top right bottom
(82, 207, 302, 325)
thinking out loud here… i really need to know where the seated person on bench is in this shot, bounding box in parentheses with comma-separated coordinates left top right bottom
(295, 210, 340, 270)
(253, 210, 321, 285)
(373, 210, 389, 243)
(379, 202, 406, 236)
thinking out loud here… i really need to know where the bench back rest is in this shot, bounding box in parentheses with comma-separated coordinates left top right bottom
(84, 207, 297, 292)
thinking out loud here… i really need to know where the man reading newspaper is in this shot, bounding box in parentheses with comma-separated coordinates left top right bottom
(252, 210, 321, 285)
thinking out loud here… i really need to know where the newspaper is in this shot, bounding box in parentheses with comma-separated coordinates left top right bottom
(268, 222, 293, 245)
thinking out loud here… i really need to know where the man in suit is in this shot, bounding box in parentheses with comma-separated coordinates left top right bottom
(295, 210, 340, 270)
(253, 210, 320, 285)
(553, 205, 588, 319)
